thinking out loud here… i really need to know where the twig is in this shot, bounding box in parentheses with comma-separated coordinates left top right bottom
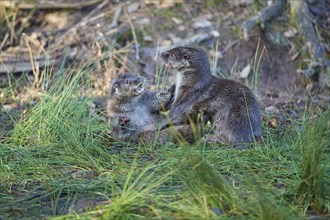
(1, 0, 104, 10)
(0, 33, 9, 52)
(23, 34, 39, 88)
(52, 6, 117, 50)
(3, 6, 16, 45)
(290, 0, 329, 67)
(220, 39, 239, 55)
(154, 42, 160, 61)
(240, 0, 286, 41)
(81, 0, 110, 24)
(0, 57, 61, 74)
(104, 23, 130, 37)
(110, 5, 123, 29)
(125, 10, 139, 60)
(182, 2, 193, 18)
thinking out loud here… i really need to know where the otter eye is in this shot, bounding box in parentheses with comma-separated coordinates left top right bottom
(183, 53, 190, 60)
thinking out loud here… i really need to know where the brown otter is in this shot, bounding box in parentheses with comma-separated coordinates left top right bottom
(107, 73, 173, 141)
(147, 45, 262, 144)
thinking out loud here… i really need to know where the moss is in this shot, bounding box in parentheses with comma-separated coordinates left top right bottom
(116, 28, 142, 46)
(161, 8, 176, 18)
(228, 25, 240, 37)
(205, 0, 223, 7)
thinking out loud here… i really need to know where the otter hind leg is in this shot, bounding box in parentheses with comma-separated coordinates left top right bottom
(136, 125, 200, 145)
(210, 111, 255, 144)
(203, 133, 228, 145)
(242, 108, 263, 143)
(227, 115, 263, 144)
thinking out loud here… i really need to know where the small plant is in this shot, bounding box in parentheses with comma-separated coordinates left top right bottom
(95, 161, 173, 219)
(176, 154, 239, 218)
(250, 37, 267, 96)
(295, 111, 330, 214)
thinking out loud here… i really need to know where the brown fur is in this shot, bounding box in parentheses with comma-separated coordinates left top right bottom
(107, 73, 173, 141)
(155, 46, 262, 144)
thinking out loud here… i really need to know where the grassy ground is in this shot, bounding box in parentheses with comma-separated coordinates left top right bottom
(1, 1, 329, 218)
(0, 63, 329, 219)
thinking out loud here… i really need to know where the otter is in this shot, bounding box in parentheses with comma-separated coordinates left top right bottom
(107, 73, 173, 141)
(148, 45, 262, 144)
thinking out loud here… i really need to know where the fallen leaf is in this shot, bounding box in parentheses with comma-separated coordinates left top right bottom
(265, 106, 279, 114)
(137, 17, 150, 25)
(172, 17, 183, 24)
(239, 64, 251, 78)
(268, 118, 278, 128)
(193, 18, 212, 29)
(284, 28, 297, 38)
(143, 35, 153, 42)
(127, 2, 139, 13)
(210, 30, 220, 38)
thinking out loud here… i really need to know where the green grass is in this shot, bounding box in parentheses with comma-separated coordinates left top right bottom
(295, 111, 330, 214)
(0, 63, 329, 219)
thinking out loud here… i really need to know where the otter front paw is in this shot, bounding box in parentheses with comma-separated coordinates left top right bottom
(119, 116, 130, 127)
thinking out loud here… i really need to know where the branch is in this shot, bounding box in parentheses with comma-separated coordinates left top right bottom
(1, 0, 104, 10)
(290, 0, 329, 67)
(240, 0, 286, 41)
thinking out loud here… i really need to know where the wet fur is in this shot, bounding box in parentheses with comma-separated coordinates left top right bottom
(160, 46, 262, 144)
(107, 74, 173, 141)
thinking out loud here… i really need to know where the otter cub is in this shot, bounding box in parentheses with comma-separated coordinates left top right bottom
(107, 73, 172, 141)
(158, 46, 262, 144)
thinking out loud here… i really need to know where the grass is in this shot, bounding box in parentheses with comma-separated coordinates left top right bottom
(1, 55, 329, 219)
(295, 111, 330, 214)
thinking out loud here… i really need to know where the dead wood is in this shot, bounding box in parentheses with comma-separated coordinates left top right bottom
(110, 5, 123, 29)
(0, 2, 125, 75)
(0, 57, 61, 74)
(1, 0, 104, 10)
(240, 0, 286, 41)
(290, 0, 329, 67)
(290, 0, 329, 90)
(240, 0, 329, 89)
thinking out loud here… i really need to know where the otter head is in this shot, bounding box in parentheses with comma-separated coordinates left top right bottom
(111, 74, 145, 98)
(160, 46, 210, 73)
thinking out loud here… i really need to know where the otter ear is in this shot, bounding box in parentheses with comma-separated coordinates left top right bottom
(183, 53, 190, 60)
